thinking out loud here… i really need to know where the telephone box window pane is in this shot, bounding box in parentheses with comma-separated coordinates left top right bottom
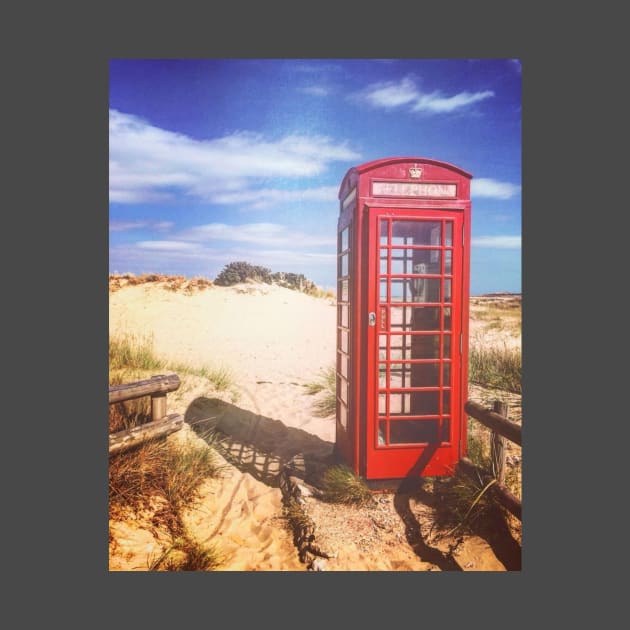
(444, 249, 452, 274)
(410, 306, 441, 330)
(379, 393, 386, 414)
(443, 362, 451, 385)
(380, 221, 388, 244)
(443, 390, 451, 414)
(441, 418, 451, 442)
(390, 279, 409, 302)
(390, 420, 439, 444)
(380, 250, 388, 274)
(445, 223, 453, 246)
(339, 403, 347, 429)
(410, 334, 440, 359)
(390, 362, 439, 388)
(340, 353, 348, 378)
(340, 330, 348, 353)
(339, 376, 348, 403)
(389, 362, 410, 389)
(392, 221, 441, 246)
(443, 334, 451, 358)
(340, 253, 348, 277)
(379, 363, 387, 388)
(341, 227, 349, 252)
(380, 280, 388, 302)
(444, 307, 452, 330)
(340, 304, 348, 328)
(378, 421, 386, 445)
(411, 278, 441, 302)
(444, 279, 452, 303)
(389, 393, 411, 415)
(410, 250, 442, 275)
(340, 280, 348, 302)
(410, 391, 440, 415)
(379, 334, 387, 360)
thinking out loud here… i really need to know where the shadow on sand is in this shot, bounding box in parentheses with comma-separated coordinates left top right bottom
(184, 397, 335, 488)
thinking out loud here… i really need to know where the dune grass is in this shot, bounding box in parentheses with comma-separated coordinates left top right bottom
(109, 332, 233, 391)
(469, 344, 521, 394)
(305, 366, 337, 417)
(320, 465, 375, 506)
(109, 432, 226, 571)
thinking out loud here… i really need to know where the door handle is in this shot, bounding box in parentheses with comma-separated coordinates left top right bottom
(368, 312, 376, 327)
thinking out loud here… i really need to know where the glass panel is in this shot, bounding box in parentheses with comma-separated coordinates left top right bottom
(411, 278, 441, 302)
(390, 420, 439, 444)
(391, 249, 414, 274)
(412, 306, 441, 330)
(411, 334, 440, 359)
(340, 279, 348, 302)
(443, 334, 451, 358)
(390, 279, 409, 302)
(391, 221, 441, 246)
(410, 391, 440, 415)
(341, 227, 349, 252)
(443, 362, 451, 385)
(340, 353, 348, 378)
(378, 420, 387, 445)
(389, 393, 412, 415)
(378, 363, 386, 388)
(380, 280, 388, 302)
(378, 393, 386, 414)
(339, 376, 348, 403)
(444, 249, 452, 274)
(339, 403, 347, 429)
(379, 334, 388, 360)
(441, 418, 451, 442)
(340, 329, 348, 353)
(390, 362, 440, 388)
(340, 304, 348, 328)
(380, 249, 388, 274)
(340, 254, 348, 277)
(444, 279, 452, 303)
(443, 391, 451, 414)
(445, 223, 453, 246)
(380, 220, 388, 245)
(444, 307, 451, 330)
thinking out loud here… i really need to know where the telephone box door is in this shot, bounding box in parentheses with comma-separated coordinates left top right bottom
(366, 208, 464, 478)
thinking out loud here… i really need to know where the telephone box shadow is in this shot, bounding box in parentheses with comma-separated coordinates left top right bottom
(393, 449, 522, 571)
(185, 397, 335, 488)
(392, 446, 464, 571)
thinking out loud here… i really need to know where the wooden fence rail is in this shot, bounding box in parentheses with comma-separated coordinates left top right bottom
(460, 399, 522, 521)
(109, 374, 183, 455)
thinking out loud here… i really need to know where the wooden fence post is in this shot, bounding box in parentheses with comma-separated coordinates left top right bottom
(491, 400, 508, 484)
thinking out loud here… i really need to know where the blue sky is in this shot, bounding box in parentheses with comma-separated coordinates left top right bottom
(109, 59, 521, 294)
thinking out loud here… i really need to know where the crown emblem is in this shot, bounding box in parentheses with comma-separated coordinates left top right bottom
(409, 166, 423, 179)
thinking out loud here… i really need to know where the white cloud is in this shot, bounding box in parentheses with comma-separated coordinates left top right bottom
(211, 186, 339, 209)
(178, 222, 335, 247)
(472, 235, 521, 249)
(136, 240, 200, 251)
(471, 178, 521, 199)
(109, 220, 174, 232)
(411, 90, 494, 113)
(354, 77, 494, 114)
(109, 110, 360, 204)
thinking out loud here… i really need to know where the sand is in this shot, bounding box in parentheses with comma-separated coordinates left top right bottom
(109, 279, 521, 571)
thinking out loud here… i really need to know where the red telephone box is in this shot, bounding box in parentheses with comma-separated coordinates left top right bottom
(335, 157, 472, 482)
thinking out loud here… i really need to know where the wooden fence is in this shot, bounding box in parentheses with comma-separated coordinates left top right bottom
(108, 374, 183, 455)
(460, 399, 522, 520)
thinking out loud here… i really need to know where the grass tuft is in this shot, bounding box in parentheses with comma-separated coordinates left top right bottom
(305, 366, 337, 417)
(469, 344, 521, 394)
(320, 465, 375, 506)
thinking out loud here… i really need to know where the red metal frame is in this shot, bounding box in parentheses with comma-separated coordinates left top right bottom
(336, 158, 471, 482)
